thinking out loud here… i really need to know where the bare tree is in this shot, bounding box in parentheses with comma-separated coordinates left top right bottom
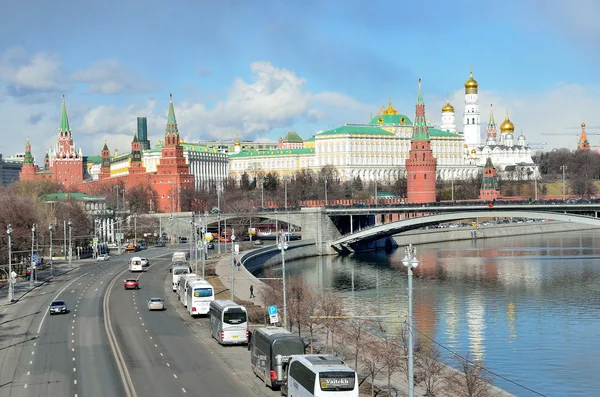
(378, 323, 405, 396)
(360, 333, 386, 397)
(300, 286, 321, 353)
(340, 309, 371, 372)
(415, 343, 446, 396)
(444, 353, 498, 397)
(319, 289, 345, 354)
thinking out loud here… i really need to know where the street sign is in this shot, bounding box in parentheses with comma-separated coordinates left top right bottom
(268, 305, 279, 324)
(93, 237, 98, 243)
(204, 232, 213, 242)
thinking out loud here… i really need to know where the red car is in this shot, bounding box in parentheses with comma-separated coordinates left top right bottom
(124, 279, 139, 290)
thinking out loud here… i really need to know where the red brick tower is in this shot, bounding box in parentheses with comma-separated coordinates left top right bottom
(20, 137, 37, 181)
(128, 132, 146, 175)
(53, 96, 83, 188)
(99, 141, 111, 180)
(479, 157, 500, 201)
(153, 94, 194, 212)
(406, 79, 437, 203)
(578, 121, 590, 151)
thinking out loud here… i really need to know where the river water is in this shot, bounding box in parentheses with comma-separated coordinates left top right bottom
(256, 229, 600, 396)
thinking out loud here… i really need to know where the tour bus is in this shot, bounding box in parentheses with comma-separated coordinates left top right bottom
(281, 355, 358, 397)
(186, 279, 214, 316)
(129, 256, 143, 272)
(172, 252, 187, 263)
(249, 327, 306, 390)
(178, 274, 202, 306)
(171, 264, 191, 291)
(208, 300, 249, 345)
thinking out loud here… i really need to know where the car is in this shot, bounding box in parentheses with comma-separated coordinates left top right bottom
(124, 279, 140, 290)
(206, 242, 214, 250)
(141, 258, 149, 267)
(96, 254, 110, 261)
(147, 298, 165, 311)
(49, 300, 68, 315)
(154, 241, 165, 247)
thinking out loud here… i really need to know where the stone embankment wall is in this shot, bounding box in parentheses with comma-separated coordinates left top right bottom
(240, 239, 318, 274)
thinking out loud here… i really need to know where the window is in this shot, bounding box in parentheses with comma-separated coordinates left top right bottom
(223, 309, 247, 324)
(424, 174, 427, 180)
(194, 288, 213, 297)
(472, 118, 475, 124)
(467, 119, 470, 125)
(289, 362, 315, 394)
(319, 371, 356, 391)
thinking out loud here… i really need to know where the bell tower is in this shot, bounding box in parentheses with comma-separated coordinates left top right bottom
(99, 141, 111, 179)
(463, 66, 480, 147)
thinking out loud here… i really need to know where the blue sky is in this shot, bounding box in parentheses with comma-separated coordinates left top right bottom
(2, 0, 600, 158)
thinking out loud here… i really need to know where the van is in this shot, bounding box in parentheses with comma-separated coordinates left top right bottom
(172, 252, 187, 263)
(171, 264, 190, 291)
(209, 300, 248, 345)
(249, 327, 306, 390)
(281, 355, 359, 396)
(129, 257, 143, 272)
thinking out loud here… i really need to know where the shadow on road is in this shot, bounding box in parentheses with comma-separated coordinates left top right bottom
(0, 311, 41, 326)
(0, 336, 38, 351)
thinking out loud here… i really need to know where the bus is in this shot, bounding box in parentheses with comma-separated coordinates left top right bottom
(249, 327, 306, 390)
(178, 274, 202, 306)
(129, 257, 143, 272)
(186, 279, 214, 316)
(208, 300, 249, 345)
(171, 264, 190, 291)
(281, 355, 358, 397)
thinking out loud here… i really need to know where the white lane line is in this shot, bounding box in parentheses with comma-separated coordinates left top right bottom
(72, 340, 74, 343)
(139, 317, 142, 320)
(73, 357, 75, 361)
(74, 380, 77, 384)
(95, 288, 98, 291)
(73, 367, 76, 372)
(149, 336, 152, 340)
(154, 344, 158, 347)
(36, 273, 86, 334)
(33, 343, 36, 346)
(166, 363, 170, 367)
(72, 332, 74, 336)
(72, 348, 75, 352)
(72, 326, 75, 329)
(23, 384, 27, 388)
(71, 290, 75, 293)
(27, 371, 30, 375)
(145, 329, 148, 333)
(182, 388, 187, 393)
(31, 351, 34, 355)
(160, 353, 163, 356)
(141, 323, 144, 326)
(173, 374, 177, 379)
(29, 361, 32, 365)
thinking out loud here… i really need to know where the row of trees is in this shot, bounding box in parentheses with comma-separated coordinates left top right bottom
(259, 275, 499, 397)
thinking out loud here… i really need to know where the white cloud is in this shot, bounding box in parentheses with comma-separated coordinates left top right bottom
(72, 60, 147, 95)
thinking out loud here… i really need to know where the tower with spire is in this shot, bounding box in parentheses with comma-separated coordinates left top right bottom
(406, 79, 437, 203)
(129, 131, 146, 174)
(486, 104, 498, 145)
(52, 96, 83, 188)
(99, 141, 111, 180)
(479, 157, 500, 201)
(440, 95, 456, 132)
(20, 137, 37, 181)
(463, 67, 480, 147)
(578, 121, 590, 151)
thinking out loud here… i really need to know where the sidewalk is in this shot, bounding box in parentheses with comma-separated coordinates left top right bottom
(215, 253, 265, 306)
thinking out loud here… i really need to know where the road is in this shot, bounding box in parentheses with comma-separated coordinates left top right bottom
(107, 250, 253, 396)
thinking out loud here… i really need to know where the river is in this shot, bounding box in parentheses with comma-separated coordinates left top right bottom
(256, 229, 600, 397)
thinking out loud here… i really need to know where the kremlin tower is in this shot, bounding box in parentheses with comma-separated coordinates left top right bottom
(463, 67, 480, 148)
(51, 96, 83, 188)
(406, 79, 437, 203)
(99, 141, 111, 180)
(20, 137, 37, 181)
(578, 122, 590, 151)
(479, 157, 500, 201)
(485, 104, 498, 145)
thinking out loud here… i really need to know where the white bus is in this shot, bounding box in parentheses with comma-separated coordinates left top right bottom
(186, 279, 214, 316)
(171, 265, 190, 291)
(209, 300, 248, 345)
(129, 257, 143, 272)
(178, 274, 202, 306)
(282, 355, 358, 397)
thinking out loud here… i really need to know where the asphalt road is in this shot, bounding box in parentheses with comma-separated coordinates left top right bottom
(108, 249, 253, 396)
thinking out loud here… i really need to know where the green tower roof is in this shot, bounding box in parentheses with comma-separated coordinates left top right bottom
(60, 95, 71, 133)
(166, 93, 179, 136)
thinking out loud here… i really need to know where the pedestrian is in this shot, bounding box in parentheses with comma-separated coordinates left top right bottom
(250, 284, 255, 298)
(236, 258, 241, 271)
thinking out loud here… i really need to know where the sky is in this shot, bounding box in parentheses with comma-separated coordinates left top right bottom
(2, 0, 600, 160)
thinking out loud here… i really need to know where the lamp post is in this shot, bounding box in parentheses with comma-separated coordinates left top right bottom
(402, 244, 419, 397)
(284, 177, 288, 210)
(217, 188, 221, 254)
(202, 211, 208, 279)
(277, 233, 289, 330)
(230, 230, 236, 301)
(561, 165, 567, 200)
(7, 224, 14, 303)
(30, 224, 36, 287)
(261, 177, 265, 208)
(189, 217, 194, 264)
(68, 219, 73, 268)
(49, 224, 54, 276)
(324, 178, 328, 206)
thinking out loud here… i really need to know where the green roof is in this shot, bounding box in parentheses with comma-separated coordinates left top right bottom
(282, 131, 304, 142)
(60, 96, 71, 133)
(369, 114, 413, 126)
(229, 148, 315, 158)
(41, 193, 103, 201)
(428, 128, 459, 138)
(165, 94, 179, 136)
(318, 125, 395, 137)
(84, 155, 103, 164)
(305, 135, 316, 142)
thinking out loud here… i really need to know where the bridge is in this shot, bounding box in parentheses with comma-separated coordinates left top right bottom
(155, 203, 600, 255)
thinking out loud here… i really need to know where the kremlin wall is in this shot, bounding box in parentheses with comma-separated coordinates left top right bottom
(18, 70, 543, 210)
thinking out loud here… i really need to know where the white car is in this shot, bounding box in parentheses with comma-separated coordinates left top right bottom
(147, 298, 165, 311)
(141, 258, 149, 267)
(96, 254, 110, 261)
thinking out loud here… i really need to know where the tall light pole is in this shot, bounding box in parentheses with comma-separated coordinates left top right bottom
(277, 232, 289, 330)
(134, 215, 137, 244)
(63, 220, 67, 260)
(7, 224, 14, 303)
(49, 224, 54, 276)
(284, 177, 288, 210)
(324, 178, 328, 206)
(230, 230, 236, 301)
(189, 217, 194, 263)
(202, 212, 208, 279)
(561, 165, 567, 200)
(261, 177, 264, 208)
(402, 244, 419, 397)
(217, 188, 222, 254)
(68, 219, 73, 268)
(30, 224, 36, 287)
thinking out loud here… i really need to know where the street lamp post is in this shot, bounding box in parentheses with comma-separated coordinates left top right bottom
(30, 224, 36, 287)
(277, 233, 289, 330)
(7, 224, 14, 303)
(561, 165, 567, 200)
(68, 219, 73, 268)
(189, 217, 194, 264)
(324, 179, 328, 206)
(49, 224, 54, 276)
(402, 244, 419, 397)
(230, 230, 236, 301)
(284, 178, 288, 210)
(202, 211, 208, 279)
(217, 189, 221, 255)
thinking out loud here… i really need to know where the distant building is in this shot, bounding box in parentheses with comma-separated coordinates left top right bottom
(137, 117, 151, 150)
(278, 132, 304, 149)
(479, 157, 501, 201)
(0, 153, 22, 186)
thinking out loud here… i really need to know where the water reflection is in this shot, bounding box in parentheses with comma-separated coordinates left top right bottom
(257, 230, 600, 396)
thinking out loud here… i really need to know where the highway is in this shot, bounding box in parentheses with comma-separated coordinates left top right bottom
(107, 250, 252, 396)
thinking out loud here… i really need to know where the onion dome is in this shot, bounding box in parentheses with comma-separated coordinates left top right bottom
(465, 69, 478, 94)
(234, 133, 241, 146)
(500, 110, 515, 133)
(442, 99, 455, 113)
(471, 149, 477, 154)
(582, 121, 586, 128)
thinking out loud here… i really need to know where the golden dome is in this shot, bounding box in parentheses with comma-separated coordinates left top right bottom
(465, 69, 478, 94)
(471, 149, 476, 154)
(383, 101, 398, 115)
(442, 99, 454, 113)
(234, 133, 241, 146)
(582, 121, 586, 128)
(500, 110, 515, 133)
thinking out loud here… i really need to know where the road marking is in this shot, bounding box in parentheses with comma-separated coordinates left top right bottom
(154, 344, 158, 347)
(71, 290, 75, 293)
(160, 353, 163, 356)
(36, 273, 86, 334)
(72, 326, 75, 329)
(139, 317, 142, 320)
(29, 361, 32, 365)
(33, 343, 36, 346)
(31, 351, 34, 355)
(72, 348, 75, 352)
(182, 388, 187, 393)
(173, 374, 177, 379)
(23, 384, 27, 389)
(145, 329, 148, 332)
(73, 368, 76, 372)
(141, 323, 144, 326)
(72, 340, 74, 343)
(166, 363, 170, 367)
(74, 380, 77, 384)
(95, 288, 98, 291)
(149, 336, 152, 340)
(27, 371, 30, 375)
